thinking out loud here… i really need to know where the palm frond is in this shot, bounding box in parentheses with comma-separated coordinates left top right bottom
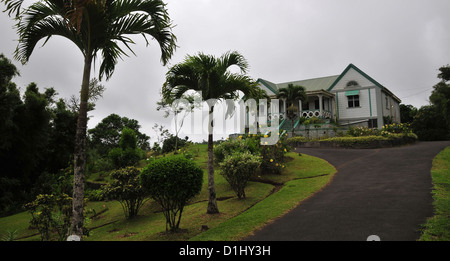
(1, 0, 24, 17)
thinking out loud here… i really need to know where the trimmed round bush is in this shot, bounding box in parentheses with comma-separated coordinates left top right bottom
(219, 151, 261, 199)
(140, 155, 203, 232)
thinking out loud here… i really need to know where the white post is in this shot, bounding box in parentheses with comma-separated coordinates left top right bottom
(318, 95, 323, 117)
(298, 100, 302, 117)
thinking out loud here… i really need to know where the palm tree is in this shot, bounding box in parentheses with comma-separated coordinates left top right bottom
(13, 0, 177, 239)
(276, 84, 307, 137)
(162, 51, 258, 214)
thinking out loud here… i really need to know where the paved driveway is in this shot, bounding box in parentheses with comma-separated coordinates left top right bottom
(245, 141, 450, 241)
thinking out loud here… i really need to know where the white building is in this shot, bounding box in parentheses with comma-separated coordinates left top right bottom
(257, 64, 401, 132)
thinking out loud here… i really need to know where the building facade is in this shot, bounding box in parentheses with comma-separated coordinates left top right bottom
(257, 64, 401, 133)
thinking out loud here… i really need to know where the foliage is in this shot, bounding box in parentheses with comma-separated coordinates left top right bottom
(101, 167, 147, 219)
(88, 114, 150, 157)
(213, 135, 260, 165)
(381, 123, 413, 135)
(0, 54, 79, 215)
(260, 134, 290, 175)
(12, 0, 177, 237)
(286, 136, 308, 143)
(411, 65, 450, 141)
(161, 135, 189, 154)
(347, 126, 380, 137)
(400, 104, 418, 124)
(276, 83, 307, 136)
(219, 151, 261, 199)
(109, 127, 143, 169)
(24, 194, 73, 241)
(162, 51, 260, 214)
(419, 146, 450, 241)
(140, 155, 203, 232)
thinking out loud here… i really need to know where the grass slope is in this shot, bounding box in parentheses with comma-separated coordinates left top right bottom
(419, 146, 450, 241)
(0, 144, 336, 241)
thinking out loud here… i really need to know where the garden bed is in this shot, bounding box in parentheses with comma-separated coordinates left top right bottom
(288, 133, 418, 149)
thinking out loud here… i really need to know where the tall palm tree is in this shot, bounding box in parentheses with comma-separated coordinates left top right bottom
(162, 51, 258, 214)
(13, 0, 177, 239)
(276, 84, 307, 137)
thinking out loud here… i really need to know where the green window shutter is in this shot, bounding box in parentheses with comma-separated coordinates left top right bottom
(345, 90, 360, 96)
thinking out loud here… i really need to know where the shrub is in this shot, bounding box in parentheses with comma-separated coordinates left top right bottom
(24, 194, 73, 241)
(140, 155, 203, 232)
(219, 151, 262, 199)
(382, 123, 413, 134)
(347, 126, 380, 137)
(260, 135, 290, 175)
(286, 136, 308, 143)
(213, 135, 260, 165)
(102, 167, 147, 219)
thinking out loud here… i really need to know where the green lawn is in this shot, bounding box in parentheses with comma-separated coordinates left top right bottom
(419, 146, 450, 241)
(0, 144, 336, 241)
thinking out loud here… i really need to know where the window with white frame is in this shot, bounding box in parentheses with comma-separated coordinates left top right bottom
(348, 95, 360, 108)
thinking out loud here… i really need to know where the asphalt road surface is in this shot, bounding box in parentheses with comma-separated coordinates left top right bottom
(244, 141, 450, 241)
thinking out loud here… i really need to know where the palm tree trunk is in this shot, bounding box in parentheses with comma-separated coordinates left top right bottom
(71, 55, 92, 239)
(207, 105, 219, 214)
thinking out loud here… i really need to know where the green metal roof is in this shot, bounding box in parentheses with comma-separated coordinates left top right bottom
(258, 75, 339, 95)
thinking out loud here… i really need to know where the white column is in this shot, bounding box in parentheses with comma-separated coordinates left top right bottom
(298, 99, 302, 117)
(318, 95, 323, 117)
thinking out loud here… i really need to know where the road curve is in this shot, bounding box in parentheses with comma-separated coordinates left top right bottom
(244, 141, 450, 241)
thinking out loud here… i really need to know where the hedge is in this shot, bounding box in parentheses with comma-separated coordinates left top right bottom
(287, 133, 418, 149)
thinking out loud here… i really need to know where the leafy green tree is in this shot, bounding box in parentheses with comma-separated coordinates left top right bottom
(276, 84, 307, 137)
(101, 167, 147, 219)
(399, 104, 418, 124)
(141, 155, 203, 232)
(11, 0, 176, 238)
(161, 135, 188, 154)
(89, 113, 150, 156)
(109, 127, 142, 169)
(162, 51, 258, 214)
(412, 65, 450, 141)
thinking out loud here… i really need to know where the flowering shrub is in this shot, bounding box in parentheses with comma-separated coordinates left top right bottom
(213, 135, 260, 165)
(381, 123, 412, 135)
(260, 134, 290, 175)
(219, 151, 262, 199)
(347, 126, 380, 137)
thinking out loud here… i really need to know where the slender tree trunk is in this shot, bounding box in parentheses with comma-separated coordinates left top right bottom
(207, 105, 219, 214)
(71, 55, 92, 239)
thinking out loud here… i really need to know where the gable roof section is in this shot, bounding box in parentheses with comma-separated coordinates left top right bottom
(328, 64, 401, 103)
(257, 78, 278, 95)
(327, 63, 385, 91)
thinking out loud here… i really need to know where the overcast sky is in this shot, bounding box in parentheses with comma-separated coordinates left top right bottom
(1, 0, 449, 143)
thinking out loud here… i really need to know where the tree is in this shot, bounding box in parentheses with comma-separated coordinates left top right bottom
(162, 51, 258, 214)
(157, 93, 200, 152)
(11, 0, 176, 238)
(141, 155, 203, 232)
(399, 104, 417, 124)
(89, 114, 150, 157)
(276, 84, 307, 137)
(108, 127, 142, 169)
(412, 64, 450, 141)
(101, 167, 146, 219)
